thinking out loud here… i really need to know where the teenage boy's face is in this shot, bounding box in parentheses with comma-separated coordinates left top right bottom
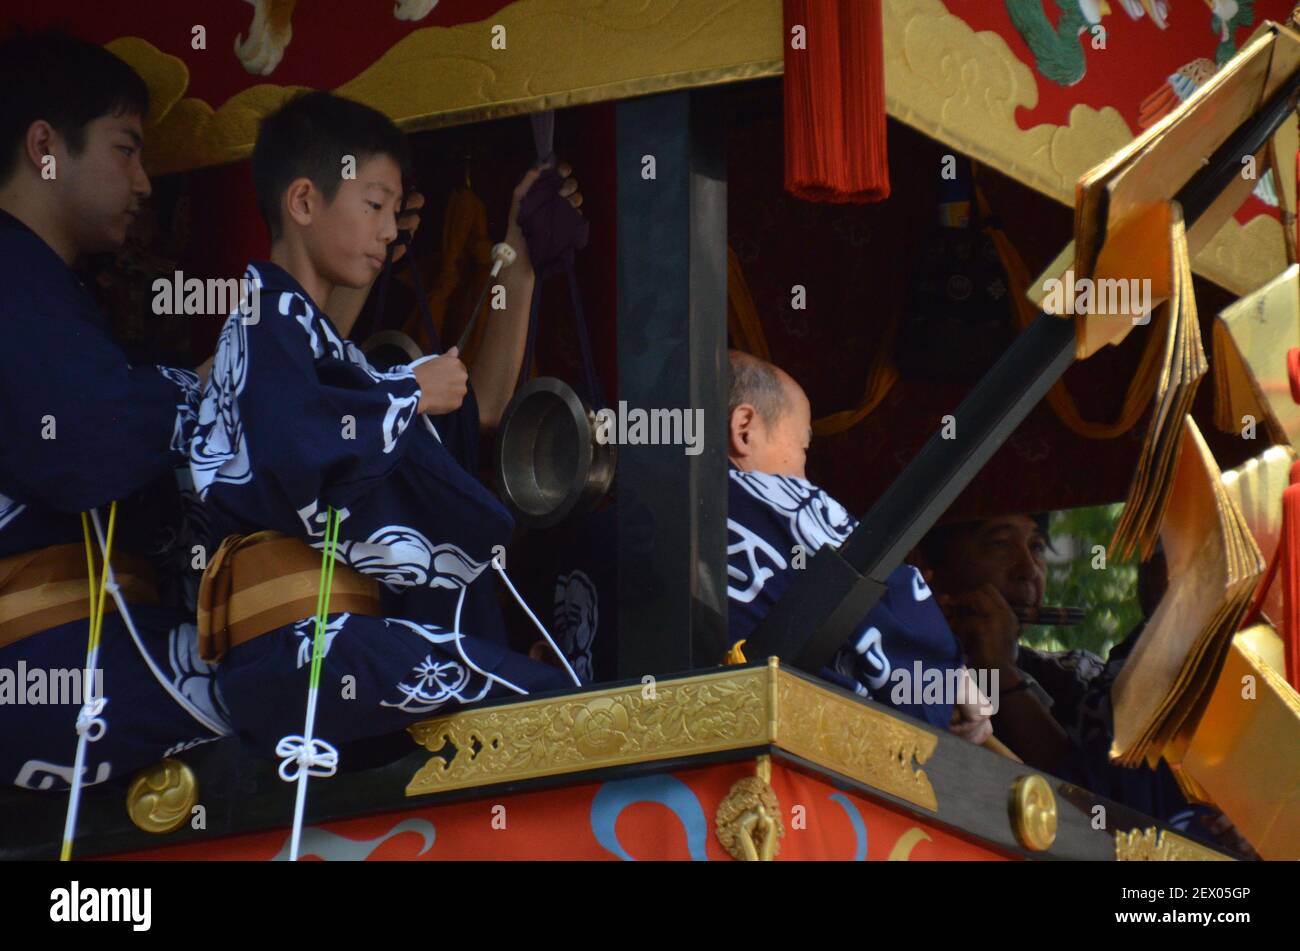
(57, 112, 151, 255)
(311, 153, 402, 290)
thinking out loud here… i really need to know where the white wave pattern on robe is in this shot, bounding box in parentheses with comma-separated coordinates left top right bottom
(292, 614, 348, 668)
(726, 517, 788, 603)
(167, 622, 232, 728)
(156, 365, 202, 455)
(284, 288, 419, 453)
(729, 469, 856, 553)
(190, 297, 253, 498)
(380, 392, 421, 455)
(339, 526, 488, 593)
(295, 500, 489, 594)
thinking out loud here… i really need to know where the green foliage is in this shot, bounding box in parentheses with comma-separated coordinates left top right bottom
(1022, 503, 1142, 659)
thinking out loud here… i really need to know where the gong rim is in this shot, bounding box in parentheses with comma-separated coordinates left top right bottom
(493, 376, 613, 529)
(360, 329, 424, 371)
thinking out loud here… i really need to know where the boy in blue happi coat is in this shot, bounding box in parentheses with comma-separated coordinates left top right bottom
(191, 92, 575, 761)
(724, 352, 993, 742)
(0, 34, 231, 790)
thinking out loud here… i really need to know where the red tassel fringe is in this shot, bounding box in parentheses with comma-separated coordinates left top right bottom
(783, 0, 890, 204)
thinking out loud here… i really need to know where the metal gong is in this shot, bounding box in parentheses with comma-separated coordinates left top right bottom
(493, 376, 616, 529)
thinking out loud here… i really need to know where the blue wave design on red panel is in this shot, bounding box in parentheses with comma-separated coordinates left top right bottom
(591, 775, 709, 861)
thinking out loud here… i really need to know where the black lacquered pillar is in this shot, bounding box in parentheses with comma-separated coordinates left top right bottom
(615, 90, 729, 677)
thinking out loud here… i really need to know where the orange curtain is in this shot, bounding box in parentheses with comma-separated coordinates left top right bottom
(783, 0, 889, 204)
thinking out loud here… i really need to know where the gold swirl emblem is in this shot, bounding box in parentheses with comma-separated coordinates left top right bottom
(126, 758, 199, 834)
(1009, 774, 1057, 852)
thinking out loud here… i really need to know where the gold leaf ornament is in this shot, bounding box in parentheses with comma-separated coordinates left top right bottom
(716, 776, 784, 861)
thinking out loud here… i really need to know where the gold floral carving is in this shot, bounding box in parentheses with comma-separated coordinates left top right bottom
(405, 662, 940, 810)
(1009, 774, 1057, 851)
(125, 758, 199, 834)
(1114, 826, 1235, 860)
(774, 674, 939, 812)
(405, 667, 769, 796)
(715, 773, 785, 861)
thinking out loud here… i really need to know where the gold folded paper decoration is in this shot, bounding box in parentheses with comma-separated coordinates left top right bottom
(1110, 415, 1265, 769)
(1212, 263, 1300, 451)
(1168, 625, 1300, 861)
(1111, 207, 1208, 562)
(1026, 26, 1300, 561)
(1034, 23, 1300, 358)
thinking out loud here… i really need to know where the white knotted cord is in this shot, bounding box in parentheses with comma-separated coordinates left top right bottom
(275, 735, 340, 782)
(279, 505, 345, 862)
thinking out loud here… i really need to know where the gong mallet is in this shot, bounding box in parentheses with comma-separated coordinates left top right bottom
(455, 242, 518, 352)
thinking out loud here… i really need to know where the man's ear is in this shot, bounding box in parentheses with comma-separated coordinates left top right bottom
(729, 404, 756, 460)
(283, 177, 317, 229)
(24, 120, 56, 173)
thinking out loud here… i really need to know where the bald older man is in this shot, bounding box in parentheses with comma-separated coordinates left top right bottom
(725, 351, 991, 742)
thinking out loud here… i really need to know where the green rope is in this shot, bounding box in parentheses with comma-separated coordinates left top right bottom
(309, 506, 342, 692)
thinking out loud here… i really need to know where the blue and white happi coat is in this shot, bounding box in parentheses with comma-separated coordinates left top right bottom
(0, 209, 230, 791)
(726, 466, 964, 728)
(189, 261, 568, 757)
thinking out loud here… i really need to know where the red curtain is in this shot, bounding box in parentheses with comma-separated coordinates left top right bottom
(783, 0, 889, 203)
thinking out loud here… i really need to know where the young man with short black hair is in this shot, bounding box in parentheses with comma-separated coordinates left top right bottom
(0, 32, 231, 790)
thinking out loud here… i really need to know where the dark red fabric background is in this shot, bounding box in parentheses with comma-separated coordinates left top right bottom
(2, 0, 514, 107)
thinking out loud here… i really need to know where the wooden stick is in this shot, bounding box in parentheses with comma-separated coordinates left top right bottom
(982, 734, 1023, 763)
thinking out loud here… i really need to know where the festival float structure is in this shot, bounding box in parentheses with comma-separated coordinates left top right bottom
(1, 0, 1297, 861)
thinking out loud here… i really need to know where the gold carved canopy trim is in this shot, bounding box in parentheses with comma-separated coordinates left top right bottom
(404, 659, 940, 813)
(110, 0, 1284, 294)
(1114, 826, 1235, 860)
